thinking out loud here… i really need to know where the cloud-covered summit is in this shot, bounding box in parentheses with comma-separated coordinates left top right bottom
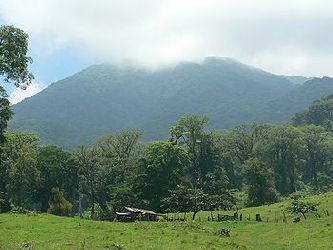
(0, 0, 333, 77)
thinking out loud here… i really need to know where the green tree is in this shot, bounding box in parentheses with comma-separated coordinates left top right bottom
(244, 158, 278, 206)
(162, 185, 234, 220)
(202, 165, 229, 195)
(1, 132, 40, 208)
(299, 125, 333, 190)
(93, 130, 142, 184)
(162, 185, 208, 220)
(136, 141, 190, 211)
(74, 145, 103, 219)
(0, 25, 33, 211)
(0, 25, 34, 88)
(92, 130, 143, 214)
(218, 124, 270, 189)
(292, 94, 333, 131)
(0, 87, 12, 142)
(287, 199, 319, 219)
(258, 125, 303, 195)
(37, 146, 77, 212)
(170, 114, 208, 187)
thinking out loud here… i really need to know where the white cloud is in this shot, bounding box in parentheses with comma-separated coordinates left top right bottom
(9, 82, 46, 104)
(0, 0, 333, 75)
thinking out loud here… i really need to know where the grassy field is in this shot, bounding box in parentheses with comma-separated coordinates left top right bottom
(0, 192, 332, 250)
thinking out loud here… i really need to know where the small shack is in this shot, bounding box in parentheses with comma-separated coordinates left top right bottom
(116, 207, 159, 222)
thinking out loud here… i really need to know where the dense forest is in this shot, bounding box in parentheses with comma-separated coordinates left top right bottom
(9, 58, 333, 150)
(1, 93, 333, 219)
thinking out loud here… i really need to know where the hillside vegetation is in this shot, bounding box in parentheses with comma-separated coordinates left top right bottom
(0, 192, 332, 250)
(9, 57, 333, 149)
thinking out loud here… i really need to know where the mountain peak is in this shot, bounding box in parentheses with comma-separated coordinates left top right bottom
(10, 58, 325, 150)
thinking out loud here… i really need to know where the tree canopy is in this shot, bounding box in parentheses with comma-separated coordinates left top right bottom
(0, 25, 34, 89)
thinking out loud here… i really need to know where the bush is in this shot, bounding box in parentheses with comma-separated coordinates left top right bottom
(11, 206, 27, 214)
(47, 187, 73, 216)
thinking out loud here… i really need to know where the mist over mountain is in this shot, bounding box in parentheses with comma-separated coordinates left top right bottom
(8, 57, 333, 150)
(281, 75, 314, 85)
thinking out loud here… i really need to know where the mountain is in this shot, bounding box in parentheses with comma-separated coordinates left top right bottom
(264, 76, 333, 122)
(8, 57, 333, 150)
(281, 75, 313, 85)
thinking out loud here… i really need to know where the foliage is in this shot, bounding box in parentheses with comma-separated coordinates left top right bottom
(0, 25, 34, 88)
(47, 187, 73, 216)
(162, 185, 235, 220)
(170, 114, 208, 187)
(136, 141, 190, 211)
(74, 145, 103, 219)
(244, 158, 278, 206)
(0, 86, 12, 142)
(293, 92, 333, 130)
(0, 132, 40, 208)
(37, 145, 76, 212)
(257, 124, 303, 195)
(2, 99, 333, 220)
(287, 199, 319, 219)
(298, 125, 333, 190)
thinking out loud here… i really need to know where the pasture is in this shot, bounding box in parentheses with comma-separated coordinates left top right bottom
(0, 192, 332, 249)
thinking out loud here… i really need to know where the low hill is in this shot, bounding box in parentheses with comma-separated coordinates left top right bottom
(0, 192, 332, 249)
(8, 57, 333, 149)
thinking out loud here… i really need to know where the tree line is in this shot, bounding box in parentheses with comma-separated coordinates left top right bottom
(1, 111, 333, 219)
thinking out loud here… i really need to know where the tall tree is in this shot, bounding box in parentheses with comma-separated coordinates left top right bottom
(37, 146, 76, 212)
(0, 25, 34, 88)
(136, 141, 190, 211)
(215, 124, 269, 189)
(258, 125, 303, 195)
(170, 114, 208, 187)
(93, 130, 142, 184)
(92, 130, 143, 212)
(299, 125, 333, 190)
(0, 87, 12, 143)
(74, 145, 103, 219)
(1, 132, 40, 208)
(0, 26, 33, 210)
(244, 158, 278, 206)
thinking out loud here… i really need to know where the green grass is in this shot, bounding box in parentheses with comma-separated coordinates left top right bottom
(1, 192, 333, 249)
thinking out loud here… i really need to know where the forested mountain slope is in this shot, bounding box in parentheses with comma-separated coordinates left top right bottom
(262, 76, 333, 122)
(8, 57, 333, 149)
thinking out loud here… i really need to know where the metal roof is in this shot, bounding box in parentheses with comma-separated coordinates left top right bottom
(124, 207, 157, 215)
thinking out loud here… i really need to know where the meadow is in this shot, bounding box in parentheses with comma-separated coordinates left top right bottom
(0, 192, 332, 250)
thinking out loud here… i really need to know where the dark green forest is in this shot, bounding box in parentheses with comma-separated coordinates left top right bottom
(2, 94, 333, 219)
(9, 58, 333, 150)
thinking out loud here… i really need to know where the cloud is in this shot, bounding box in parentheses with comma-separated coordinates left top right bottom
(9, 82, 46, 104)
(0, 0, 333, 76)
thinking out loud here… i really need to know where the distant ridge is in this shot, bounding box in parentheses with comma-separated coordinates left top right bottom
(9, 57, 333, 149)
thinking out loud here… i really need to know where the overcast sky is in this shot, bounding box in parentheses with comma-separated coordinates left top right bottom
(1, 0, 333, 103)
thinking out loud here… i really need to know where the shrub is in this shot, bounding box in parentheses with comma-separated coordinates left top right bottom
(11, 206, 27, 214)
(47, 187, 73, 216)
